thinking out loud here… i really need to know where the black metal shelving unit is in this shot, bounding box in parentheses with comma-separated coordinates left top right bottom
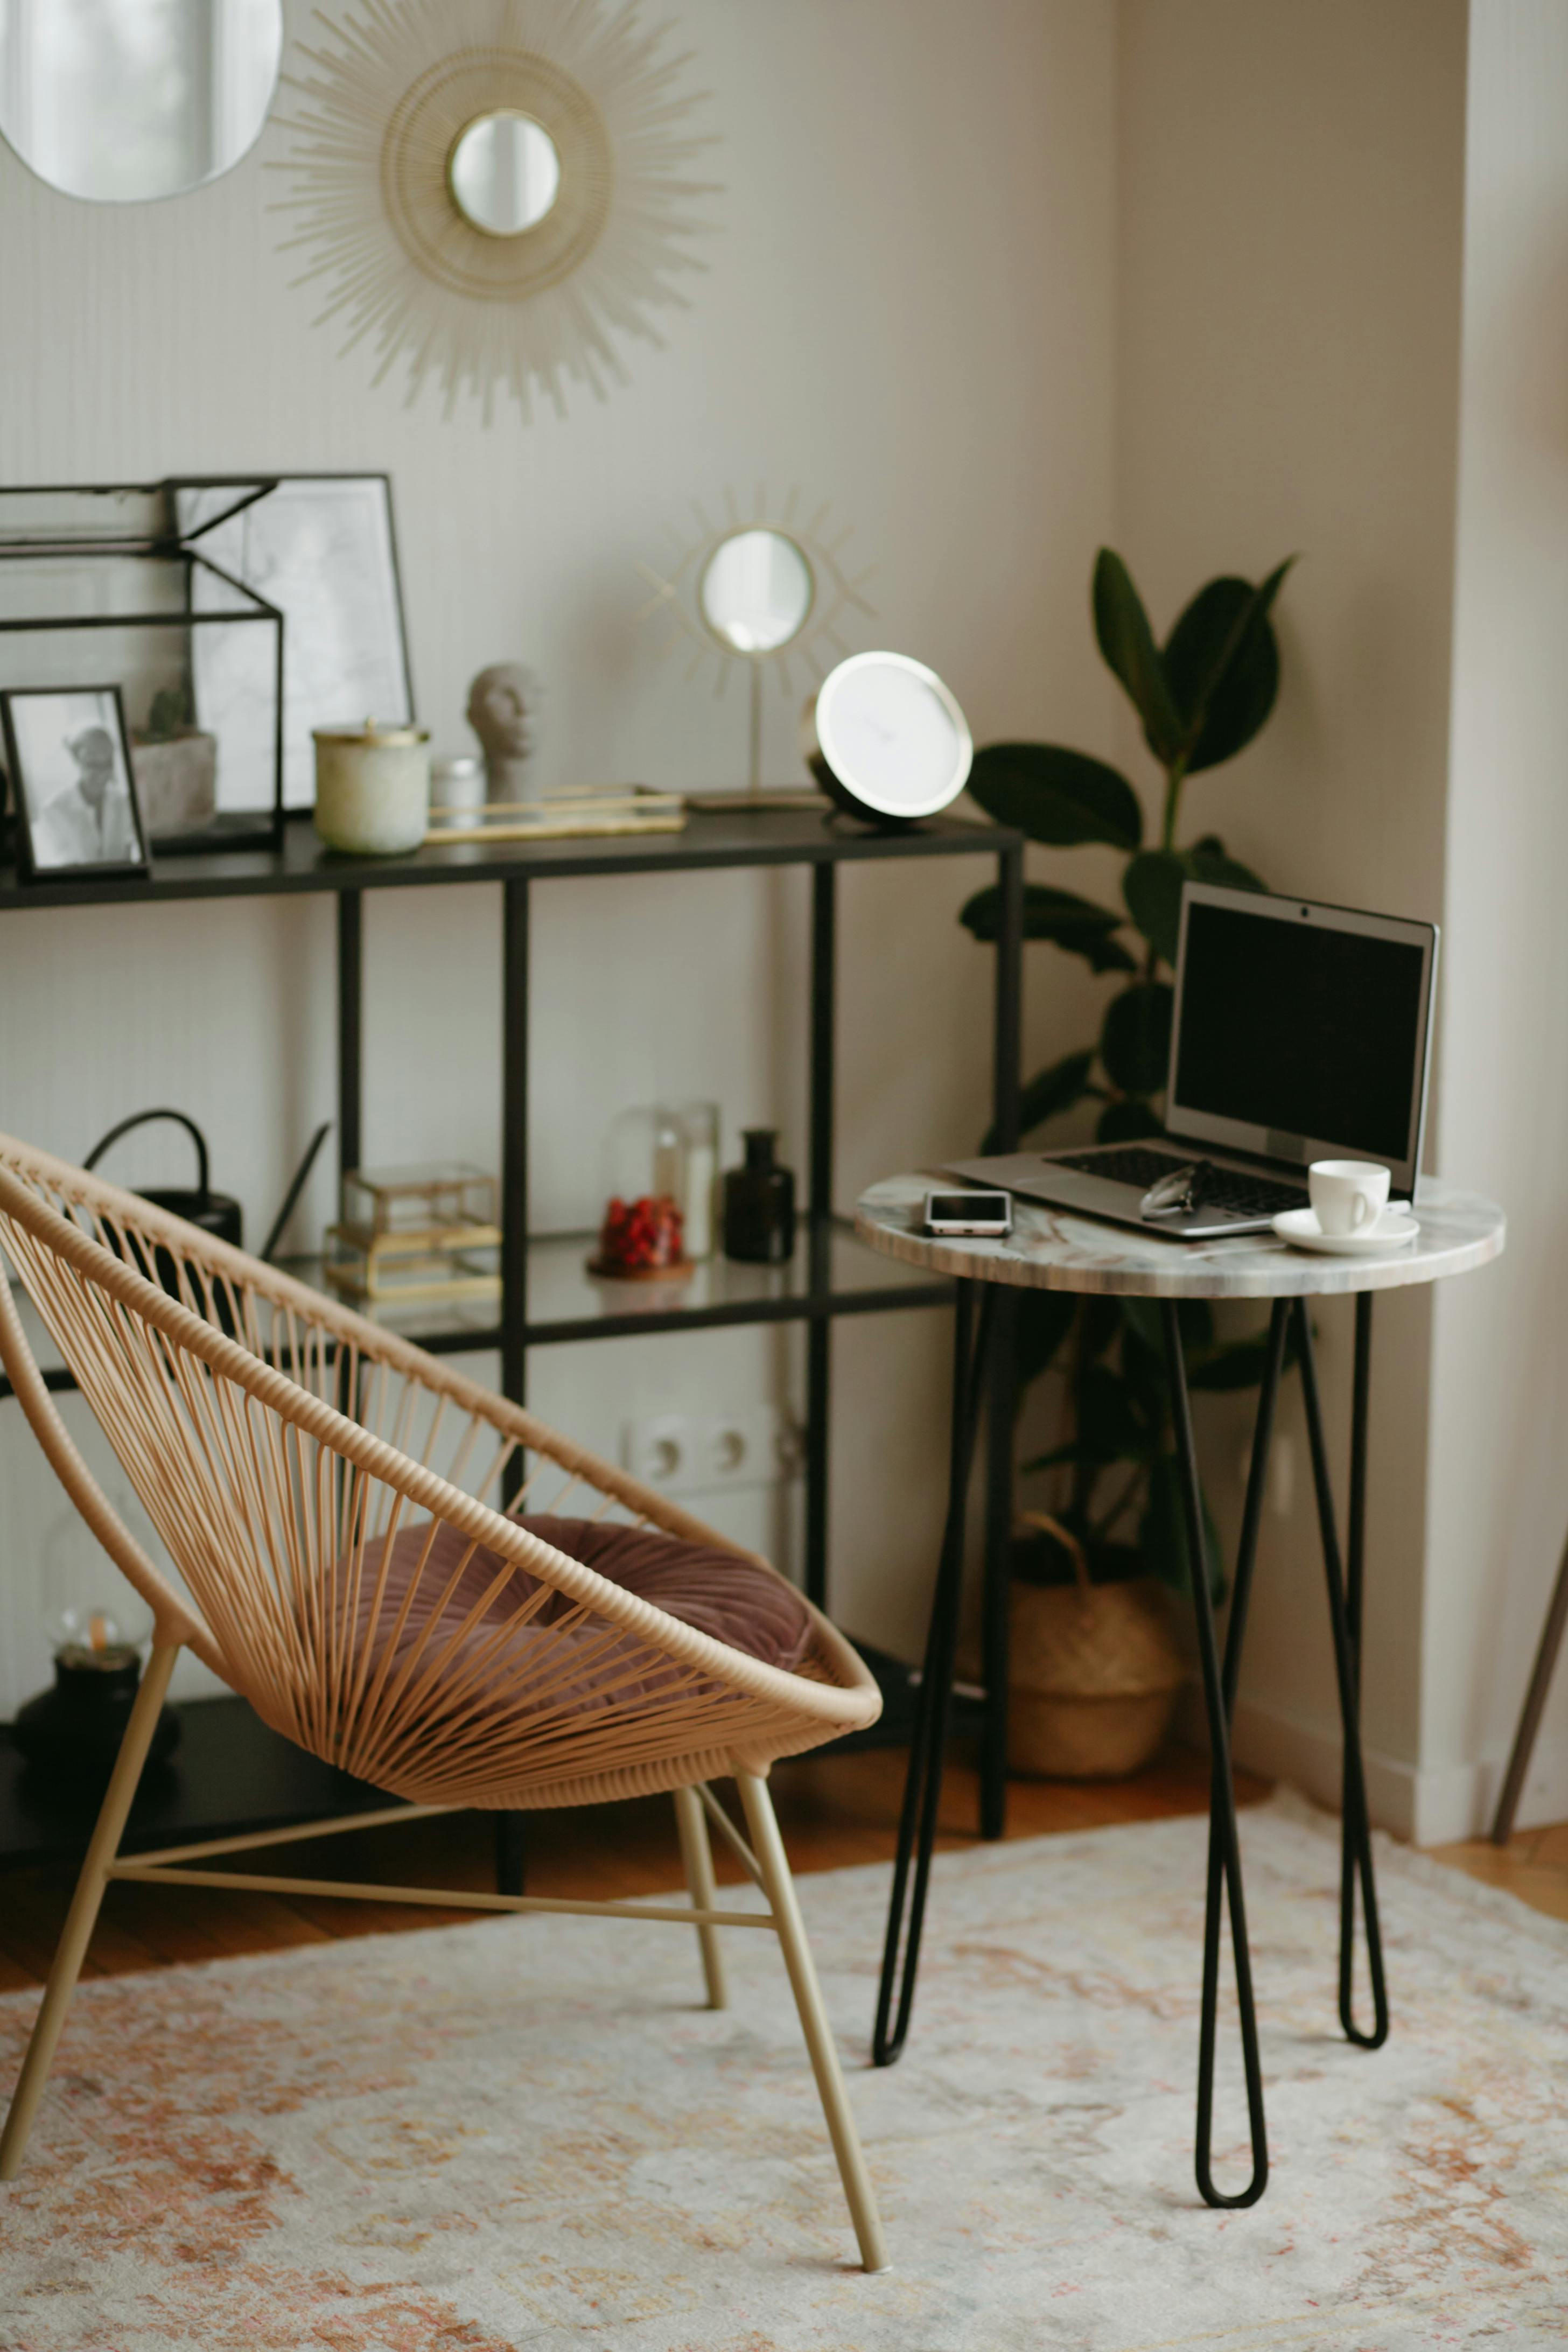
(0, 804, 1024, 1865)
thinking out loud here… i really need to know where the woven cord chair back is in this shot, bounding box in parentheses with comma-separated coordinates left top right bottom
(0, 1136, 877, 1809)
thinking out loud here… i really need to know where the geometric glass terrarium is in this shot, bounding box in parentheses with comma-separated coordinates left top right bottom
(0, 481, 284, 853)
(324, 1162, 501, 1306)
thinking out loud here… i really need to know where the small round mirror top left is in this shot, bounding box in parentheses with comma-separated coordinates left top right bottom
(0, 0, 283, 204)
(448, 111, 563, 236)
(699, 529, 815, 656)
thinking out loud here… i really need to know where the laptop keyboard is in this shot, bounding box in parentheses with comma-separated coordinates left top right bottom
(1053, 1147, 1310, 1220)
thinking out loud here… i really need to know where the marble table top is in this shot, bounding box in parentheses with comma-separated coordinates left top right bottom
(855, 1172, 1506, 1300)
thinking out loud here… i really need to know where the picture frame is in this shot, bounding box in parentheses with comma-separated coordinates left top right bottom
(1, 684, 150, 883)
(172, 474, 413, 812)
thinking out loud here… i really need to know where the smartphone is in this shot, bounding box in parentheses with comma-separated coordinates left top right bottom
(923, 1189, 1013, 1237)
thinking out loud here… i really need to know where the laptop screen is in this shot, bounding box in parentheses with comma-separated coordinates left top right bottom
(1168, 889, 1437, 1184)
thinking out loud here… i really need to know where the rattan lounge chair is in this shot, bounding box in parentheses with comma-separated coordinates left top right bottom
(0, 1136, 887, 2271)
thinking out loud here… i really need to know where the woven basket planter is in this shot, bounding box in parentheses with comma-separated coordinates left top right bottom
(1008, 1513, 1185, 1781)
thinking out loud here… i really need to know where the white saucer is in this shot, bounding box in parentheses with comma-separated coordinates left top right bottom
(1273, 1207, 1419, 1256)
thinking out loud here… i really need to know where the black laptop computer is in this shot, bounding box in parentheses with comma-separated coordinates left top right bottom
(946, 880, 1439, 1240)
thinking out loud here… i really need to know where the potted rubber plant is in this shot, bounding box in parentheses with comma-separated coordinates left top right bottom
(960, 547, 1297, 1775)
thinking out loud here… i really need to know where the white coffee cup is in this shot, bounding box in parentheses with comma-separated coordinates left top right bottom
(1309, 1159, 1391, 1237)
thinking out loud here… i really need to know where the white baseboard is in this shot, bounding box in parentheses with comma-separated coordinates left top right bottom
(1175, 1684, 1561, 1846)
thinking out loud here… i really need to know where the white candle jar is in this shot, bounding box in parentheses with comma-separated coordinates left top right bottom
(313, 722, 431, 856)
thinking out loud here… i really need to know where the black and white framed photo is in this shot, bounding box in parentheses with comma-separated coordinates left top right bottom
(1, 686, 149, 881)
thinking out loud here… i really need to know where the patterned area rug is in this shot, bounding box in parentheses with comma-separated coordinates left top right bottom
(2, 1793, 1565, 2351)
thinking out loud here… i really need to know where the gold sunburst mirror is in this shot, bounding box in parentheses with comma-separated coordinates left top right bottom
(273, 0, 722, 423)
(636, 491, 876, 806)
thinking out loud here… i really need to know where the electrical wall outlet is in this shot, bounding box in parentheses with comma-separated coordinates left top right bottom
(622, 1406, 801, 1495)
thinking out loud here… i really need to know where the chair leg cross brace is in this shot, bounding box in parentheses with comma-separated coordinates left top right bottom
(1, 1705, 888, 2271)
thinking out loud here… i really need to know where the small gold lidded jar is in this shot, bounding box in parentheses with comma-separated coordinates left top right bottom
(313, 719, 431, 856)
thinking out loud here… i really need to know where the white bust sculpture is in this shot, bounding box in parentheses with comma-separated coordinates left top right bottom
(466, 662, 540, 802)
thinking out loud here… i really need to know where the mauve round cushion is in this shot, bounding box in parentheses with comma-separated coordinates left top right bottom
(340, 1512, 813, 1703)
(514, 1515, 813, 1670)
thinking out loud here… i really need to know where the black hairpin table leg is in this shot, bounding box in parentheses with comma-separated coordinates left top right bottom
(1297, 1295, 1388, 2049)
(873, 1277, 994, 2068)
(1163, 1301, 1272, 2208)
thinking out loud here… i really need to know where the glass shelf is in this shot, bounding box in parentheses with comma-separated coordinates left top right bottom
(0, 1217, 950, 1395)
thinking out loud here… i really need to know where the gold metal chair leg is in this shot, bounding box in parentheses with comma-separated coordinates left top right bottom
(0, 1641, 179, 2183)
(736, 1768, 889, 2274)
(673, 1783, 727, 2010)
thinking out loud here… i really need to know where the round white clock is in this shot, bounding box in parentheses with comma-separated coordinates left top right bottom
(801, 652, 972, 825)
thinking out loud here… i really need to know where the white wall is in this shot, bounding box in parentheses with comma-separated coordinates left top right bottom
(12, 5, 1546, 1847)
(0, 2, 1119, 1709)
(1425, 0, 1568, 1836)
(1112, 0, 1469, 1834)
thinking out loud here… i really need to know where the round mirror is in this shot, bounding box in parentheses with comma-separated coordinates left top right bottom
(803, 652, 973, 824)
(0, 0, 282, 205)
(447, 111, 562, 237)
(699, 529, 815, 656)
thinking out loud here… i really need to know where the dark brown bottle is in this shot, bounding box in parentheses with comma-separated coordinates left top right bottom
(722, 1129, 796, 1263)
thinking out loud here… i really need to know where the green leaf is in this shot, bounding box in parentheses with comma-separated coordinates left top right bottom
(1139, 1453, 1227, 1601)
(1178, 1298, 1216, 1354)
(1023, 1438, 1105, 1475)
(1080, 1296, 1124, 1364)
(1122, 842, 1267, 966)
(1117, 1305, 1168, 1427)
(968, 743, 1144, 852)
(1186, 1319, 1303, 1392)
(1014, 1290, 1079, 1394)
(1189, 839, 1266, 894)
(1011, 1048, 1097, 1142)
(1093, 550, 1184, 764)
(1119, 1297, 1164, 1359)
(1118, 1293, 1214, 1366)
(1097, 1095, 1163, 1144)
(1080, 1363, 1158, 1460)
(1162, 557, 1295, 773)
(1122, 849, 1188, 967)
(1100, 983, 1174, 1097)
(1027, 1377, 1157, 1476)
(1116, 1297, 1215, 1461)
(959, 883, 1137, 974)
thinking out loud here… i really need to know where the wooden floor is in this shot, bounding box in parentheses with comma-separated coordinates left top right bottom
(0, 1745, 1261, 1992)
(1, 1744, 1560, 1993)
(1428, 1818, 1568, 1925)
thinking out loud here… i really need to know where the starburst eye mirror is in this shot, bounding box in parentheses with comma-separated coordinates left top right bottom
(274, 0, 720, 424)
(699, 530, 815, 656)
(638, 493, 874, 806)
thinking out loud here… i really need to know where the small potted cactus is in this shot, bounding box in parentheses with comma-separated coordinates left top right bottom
(130, 682, 217, 837)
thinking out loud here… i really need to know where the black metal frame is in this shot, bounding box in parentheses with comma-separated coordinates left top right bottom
(873, 1279, 996, 2064)
(0, 492, 288, 855)
(167, 472, 415, 820)
(873, 1278, 1390, 2210)
(0, 807, 1025, 1893)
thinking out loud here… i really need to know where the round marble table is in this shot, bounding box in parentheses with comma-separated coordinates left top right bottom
(855, 1171, 1504, 1300)
(856, 1172, 1506, 2210)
